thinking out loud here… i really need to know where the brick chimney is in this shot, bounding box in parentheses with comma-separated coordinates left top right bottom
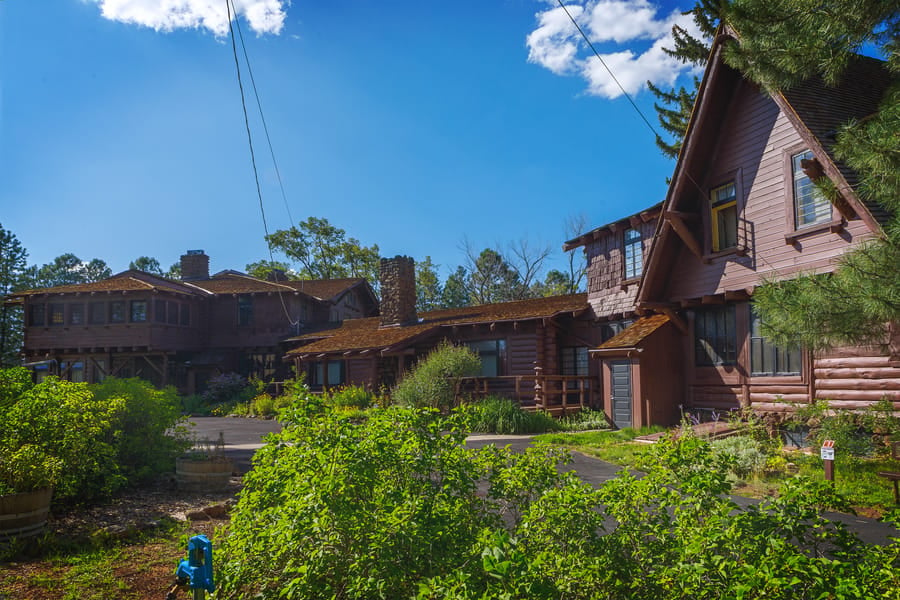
(180, 250, 209, 281)
(379, 256, 417, 328)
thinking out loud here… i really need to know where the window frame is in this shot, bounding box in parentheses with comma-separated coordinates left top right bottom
(623, 227, 643, 280)
(560, 346, 589, 376)
(109, 301, 126, 323)
(28, 303, 46, 327)
(694, 305, 737, 367)
(49, 303, 65, 326)
(89, 301, 106, 325)
(790, 149, 832, 230)
(465, 339, 507, 377)
(130, 300, 148, 323)
(238, 295, 253, 326)
(709, 181, 738, 252)
(749, 307, 802, 376)
(69, 303, 84, 325)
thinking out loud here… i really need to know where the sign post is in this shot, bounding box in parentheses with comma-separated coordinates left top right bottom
(821, 440, 835, 482)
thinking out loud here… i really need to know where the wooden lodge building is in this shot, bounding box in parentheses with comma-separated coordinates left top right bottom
(7, 250, 377, 394)
(564, 30, 900, 428)
(287, 256, 600, 413)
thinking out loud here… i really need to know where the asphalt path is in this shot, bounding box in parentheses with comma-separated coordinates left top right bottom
(185, 417, 898, 545)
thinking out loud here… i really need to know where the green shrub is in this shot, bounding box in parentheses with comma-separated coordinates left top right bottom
(217, 409, 900, 599)
(180, 393, 209, 416)
(325, 385, 376, 410)
(467, 396, 561, 434)
(710, 435, 769, 478)
(89, 378, 191, 483)
(559, 408, 610, 431)
(251, 393, 276, 417)
(392, 341, 481, 411)
(0, 377, 123, 503)
(790, 399, 899, 457)
(0, 366, 32, 409)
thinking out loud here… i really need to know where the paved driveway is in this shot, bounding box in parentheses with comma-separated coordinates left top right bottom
(185, 418, 898, 545)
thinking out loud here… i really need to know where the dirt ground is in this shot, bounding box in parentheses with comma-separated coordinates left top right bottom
(0, 476, 241, 600)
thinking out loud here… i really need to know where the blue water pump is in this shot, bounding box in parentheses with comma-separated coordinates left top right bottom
(171, 534, 215, 598)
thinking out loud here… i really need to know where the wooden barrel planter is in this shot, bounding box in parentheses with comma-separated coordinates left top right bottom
(175, 457, 233, 493)
(0, 488, 53, 541)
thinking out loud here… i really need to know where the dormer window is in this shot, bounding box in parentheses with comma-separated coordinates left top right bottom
(710, 182, 737, 252)
(623, 228, 643, 279)
(792, 150, 831, 228)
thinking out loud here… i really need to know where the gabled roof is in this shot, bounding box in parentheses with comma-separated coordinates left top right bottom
(279, 278, 371, 302)
(189, 271, 302, 295)
(637, 28, 895, 305)
(286, 294, 589, 358)
(563, 202, 663, 251)
(591, 314, 670, 353)
(7, 270, 207, 299)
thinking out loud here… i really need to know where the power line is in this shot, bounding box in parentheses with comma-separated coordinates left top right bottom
(231, 7, 295, 227)
(226, 0, 301, 327)
(555, 0, 660, 140)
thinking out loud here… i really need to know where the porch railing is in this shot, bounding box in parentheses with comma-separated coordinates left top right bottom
(455, 374, 599, 416)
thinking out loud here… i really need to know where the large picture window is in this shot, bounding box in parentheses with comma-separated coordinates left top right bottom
(792, 150, 831, 228)
(28, 303, 45, 326)
(694, 305, 736, 366)
(750, 309, 801, 376)
(110, 301, 126, 323)
(49, 303, 65, 326)
(710, 182, 738, 252)
(561, 346, 589, 376)
(130, 300, 147, 323)
(466, 340, 507, 377)
(309, 360, 345, 387)
(69, 303, 84, 325)
(623, 228, 643, 279)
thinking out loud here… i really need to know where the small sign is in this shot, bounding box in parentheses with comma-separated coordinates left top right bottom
(821, 440, 835, 461)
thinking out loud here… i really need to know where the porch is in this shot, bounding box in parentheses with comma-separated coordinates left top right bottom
(455, 374, 600, 417)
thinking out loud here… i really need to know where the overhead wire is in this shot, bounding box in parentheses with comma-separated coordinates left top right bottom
(556, 0, 788, 280)
(226, 0, 301, 328)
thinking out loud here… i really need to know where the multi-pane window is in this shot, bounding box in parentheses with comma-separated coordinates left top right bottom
(561, 346, 589, 376)
(28, 303, 45, 326)
(466, 340, 507, 377)
(792, 150, 831, 228)
(110, 301, 126, 323)
(238, 295, 253, 326)
(180, 304, 191, 326)
(694, 305, 736, 366)
(130, 300, 148, 323)
(49, 303, 65, 326)
(623, 228, 643, 279)
(750, 309, 801, 376)
(601, 319, 633, 343)
(710, 182, 738, 252)
(69, 303, 84, 325)
(89, 302, 106, 324)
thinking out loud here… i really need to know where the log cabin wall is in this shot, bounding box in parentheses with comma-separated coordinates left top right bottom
(812, 347, 900, 411)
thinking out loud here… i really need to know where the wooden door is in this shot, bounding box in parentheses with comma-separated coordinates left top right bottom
(610, 360, 633, 428)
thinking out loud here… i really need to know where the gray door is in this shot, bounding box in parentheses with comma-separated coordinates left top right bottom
(610, 360, 633, 428)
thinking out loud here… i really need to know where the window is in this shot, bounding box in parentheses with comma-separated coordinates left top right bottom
(694, 305, 736, 366)
(167, 301, 179, 325)
(561, 346, 589, 376)
(750, 309, 801, 376)
(238, 295, 253, 326)
(110, 301, 126, 323)
(601, 319, 633, 343)
(710, 182, 738, 251)
(154, 299, 167, 323)
(309, 360, 345, 387)
(69, 303, 84, 325)
(792, 150, 831, 228)
(623, 228, 643, 279)
(89, 302, 106, 324)
(466, 340, 507, 377)
(180, 304, 191, 326)
(49, 303, 65, 326)
(28, 303, 45, 326)
(130, 300, 147, 322)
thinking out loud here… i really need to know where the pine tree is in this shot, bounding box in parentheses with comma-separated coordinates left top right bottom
(0, 224, 28, 366)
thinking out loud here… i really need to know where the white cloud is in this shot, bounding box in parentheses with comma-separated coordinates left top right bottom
(92, 0, 287, 36)
(527, 0, 705, 99)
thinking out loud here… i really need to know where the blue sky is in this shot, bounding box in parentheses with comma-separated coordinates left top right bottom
(1, 0, 699, 281)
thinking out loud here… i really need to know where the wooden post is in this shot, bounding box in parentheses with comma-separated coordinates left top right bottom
(515, 376, 521, 404)
(533, 364, 544, 409)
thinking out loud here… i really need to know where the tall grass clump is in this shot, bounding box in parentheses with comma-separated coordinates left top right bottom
(467, 396, 561, 434)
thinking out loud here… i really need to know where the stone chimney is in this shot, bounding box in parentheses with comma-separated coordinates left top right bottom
(180, 250, 209, 281)
(379, 256, 417, 328)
